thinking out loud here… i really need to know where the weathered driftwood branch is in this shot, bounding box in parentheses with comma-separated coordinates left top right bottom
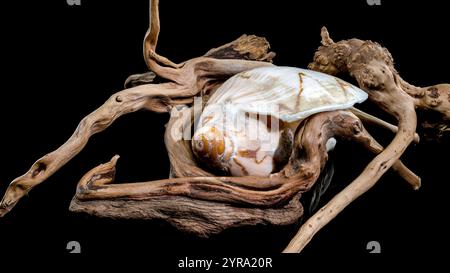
(69, 108, 386, 236)
(1, 0, 446, 254)
(311, 27, 450, 123)
(0, 0, 276, 217)
(283, 27, 449, 253)
(349, 107, 420, 189)
(350, 107, 420, 144)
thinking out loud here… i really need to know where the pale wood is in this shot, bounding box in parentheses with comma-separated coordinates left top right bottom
(350, 107, 420, 144)
(0, 1, 447, 255)
(69, 109, 390, 236)
(284, 26, 448, 253)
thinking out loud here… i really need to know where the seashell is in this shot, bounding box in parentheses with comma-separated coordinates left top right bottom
(192, 66, 367, 177)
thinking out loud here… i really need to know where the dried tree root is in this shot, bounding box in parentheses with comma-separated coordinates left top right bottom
(69, 155, 304, 236)
(348, 108, 420, 189)
(1, 0, 446, 255)
(283, 121, 416, 252)
(283, 27, 449, 253)
(68, 109, 405, 236)
(311, 27, 450, 122)
(70, 192, 304, 238)
(0, 64, 271, 217)
(0, 0, 276, 216)
(0, 83, 189, 216)
(350, 107, 420, 144)
(164, 107, 214, 178)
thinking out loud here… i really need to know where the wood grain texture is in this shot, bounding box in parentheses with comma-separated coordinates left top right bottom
(1, 1, 447, 254)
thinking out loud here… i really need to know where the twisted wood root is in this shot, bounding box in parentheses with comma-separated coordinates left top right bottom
(69, 108, 389, 236)
(283, 27, 449, 253)
(2, 1, 445, 255)
(0, 1, 275, 216)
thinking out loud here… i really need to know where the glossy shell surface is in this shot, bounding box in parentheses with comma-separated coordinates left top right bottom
(192, 66, 368, 177)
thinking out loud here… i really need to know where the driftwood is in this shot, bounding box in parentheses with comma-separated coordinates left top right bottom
(68, 107, 393, 236)
(1, 1, 448, 253)
(283, 27, 449, 253)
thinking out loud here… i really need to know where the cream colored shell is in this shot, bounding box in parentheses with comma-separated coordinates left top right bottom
(192, 66, 368, 177)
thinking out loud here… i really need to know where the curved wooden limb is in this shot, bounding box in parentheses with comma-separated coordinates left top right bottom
(284, 118, 416, 252)
(283, 27, 425, 253)
(0, 83, 191, 217)
(69, 110, 406, 236)
(164, 106, 214, 178)
(307, 27, 437, 191)
(354, 127, 421, 190)
(143, 0, 181, 82)
(350, 107, 420, 144)
(0, 58, 274, 219)
(143, 0, 180, 72)
(284, 108, 417, 253)
(309, 27, 449, 135)
(391, 161, 421, 190)
(347, 109, 421, 189)
(124, 71, 156, 89)
(70, 155, 303, 236)
(204, 34, 276, 62)
(0, 0, 276, 217)
(142, 0, 275, 84)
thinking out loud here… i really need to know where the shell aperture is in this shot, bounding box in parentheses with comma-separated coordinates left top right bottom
(192, 66, 368, 177)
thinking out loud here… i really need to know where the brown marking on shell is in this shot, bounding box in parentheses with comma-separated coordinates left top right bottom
(296, 72, 305, 108)
(201, 115, 214, 124)
(238, 147, 270, 164)
(336, 78, 350, 90)
(256, 155, 269, 164)
(238, 149, 258, 158)
(335, 78, 351, 99)
(233, 157, 249, 176)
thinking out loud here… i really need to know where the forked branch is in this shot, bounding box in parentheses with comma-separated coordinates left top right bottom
(70, 109, 393, 236)
(284, 26, 449, 252)
(1, 1, 446, 256)
(0, 0, 276, 216)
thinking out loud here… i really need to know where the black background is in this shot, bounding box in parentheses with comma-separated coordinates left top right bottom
(0, 0, 448, 267)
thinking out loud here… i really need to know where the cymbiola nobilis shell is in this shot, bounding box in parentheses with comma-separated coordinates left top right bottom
(192, 66, 368, 176)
